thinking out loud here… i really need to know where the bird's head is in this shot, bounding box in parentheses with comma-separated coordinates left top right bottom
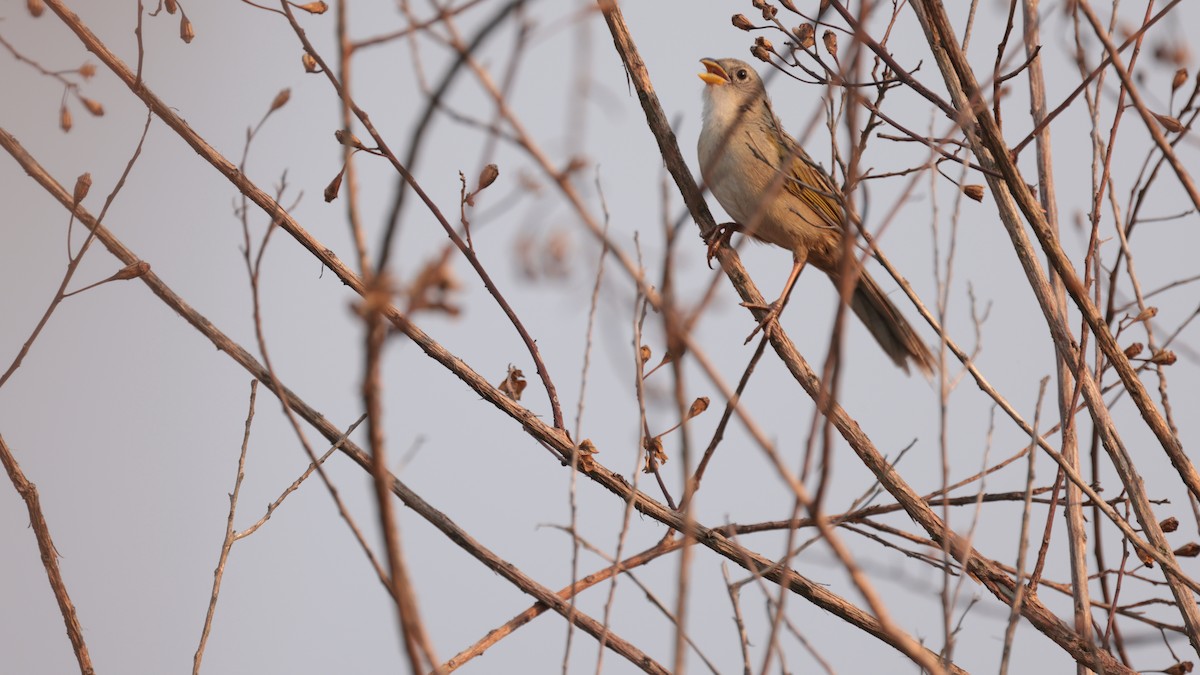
(698, 58, 767, 120)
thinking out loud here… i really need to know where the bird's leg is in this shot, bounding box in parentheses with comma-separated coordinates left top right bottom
(703, 221, 742, 267)
(741, 251, 807, 344)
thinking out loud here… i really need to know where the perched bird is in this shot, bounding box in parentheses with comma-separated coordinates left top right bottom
(697, 57, 933, 376)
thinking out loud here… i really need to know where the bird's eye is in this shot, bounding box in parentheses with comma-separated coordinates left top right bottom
(736, 69, 748, 80)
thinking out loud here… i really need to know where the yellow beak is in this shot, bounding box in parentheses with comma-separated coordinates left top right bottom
(698, 59, 729, 86)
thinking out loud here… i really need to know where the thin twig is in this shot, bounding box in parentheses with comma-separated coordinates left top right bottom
(193, 380, 259, 675)
(0, 434, 94, 675)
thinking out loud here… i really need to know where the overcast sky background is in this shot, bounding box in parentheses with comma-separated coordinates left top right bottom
(3, 1, 1200, 673)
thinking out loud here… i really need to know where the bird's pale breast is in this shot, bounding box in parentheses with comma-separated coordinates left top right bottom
(699, 116, 835, 260)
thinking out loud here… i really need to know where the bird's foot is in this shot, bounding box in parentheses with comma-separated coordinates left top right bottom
(740, 299, 784, 344)
(704, 221, 742, 268)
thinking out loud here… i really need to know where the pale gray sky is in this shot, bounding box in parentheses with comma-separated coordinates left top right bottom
(3, 1, 1199, 673)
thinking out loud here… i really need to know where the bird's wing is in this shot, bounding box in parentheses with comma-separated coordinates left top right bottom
(778, 135, 844, 230)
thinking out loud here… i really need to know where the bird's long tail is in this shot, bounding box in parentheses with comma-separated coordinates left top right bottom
(841, 270, 934, 377)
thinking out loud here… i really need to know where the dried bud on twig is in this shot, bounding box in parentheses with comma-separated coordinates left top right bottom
(639, 345, 652, 364)
(80, 97, 104, 116)
(27, 0, 44, 17)
(1132, 306, 1158, 323)
(793, 24, 815, 49)
(302, 52, 319, 73)
(963, 184, 984, 202)
(477, 163, 499, 192)
(1149, 350, 1177, 366)
(1123, 342, 1144, 359)
(687, 397, 710, 420)
(822, 30, 838, 58)
(406, 249, 462, 315)
(732, 14, 754, 31)
(751, 36, 773, 63)
(180, 15, 195, 43)
(1160, 516, 1180, 533)
(334, 129, 365, 150)
(79, 62, 97, 79)
(575, 439, 598, 472)
(356, 273, 394, 316)
(1135, 547, 1155, 567)
(72, 172, 92, 203)
(113, 261, 151, 281)
(165, 0, 177, 14)
(1153, 111, 1184, 133)
(323, 166, 345, 202)
(643, 436, 668, 472)
(760, 4, 776, 20)
(1164, 662, 1194, 675)
(1173, 68, 1189, 92)
(60, 105, 73, 132)
(1174, 542, 1200, 558)
(268, 88, 291, 113)
(296, 1, 328, 14)
(778, 0, 798, 12)
(497, 365, 527, 401)
(1153, 41, 1190, 67)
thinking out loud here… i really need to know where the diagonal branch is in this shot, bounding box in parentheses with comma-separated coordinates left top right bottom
(1074, 0, 1200, 213)
(0, 120, 964, 675)
(907, 0, 1200, 657)
(0, 435, 94, 675)
(595, 3, 1144, 673)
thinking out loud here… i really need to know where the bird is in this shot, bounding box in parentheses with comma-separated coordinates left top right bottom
(697, 57, 934, 376)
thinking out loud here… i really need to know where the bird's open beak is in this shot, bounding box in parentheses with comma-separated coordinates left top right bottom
(698, 59, 729, 86)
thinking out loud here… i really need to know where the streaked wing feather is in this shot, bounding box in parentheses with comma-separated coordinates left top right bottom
(779, 138, 842, 229)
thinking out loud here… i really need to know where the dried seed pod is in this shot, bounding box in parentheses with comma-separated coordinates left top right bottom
(793, 24, 815, 49)
(1173, 68, 1189, 92)
(822, 30, 838, 58)
(60, 104, 73, 132)
(732, 13, 754, 31)
(27, 0, 44, 17)
(1153, 112, 1184, 133)
(302, 52, 319, 73)
(296, 1, 328, 13)
(1173, 542, 1200, 558)
(79, 62, 97, 79)
(268, 88, 291, 113)
(113, 261, 151, 281)
(751, 36, 773, 63)
(642, 436, 667, 472)
(639, 345, 652, 363)
(81, 97, 104, 116)
(1132, 306, 1158, 323)
(778, 0, 798, 11)
(687, 397, 710, 419)
(1163, 662, 1193, 675)
(497, 365, 527, 401)
(476, 163, 499, 191)
(1123, 342, 1144, 358)
(73, 172, 92, 203)
(1149, 349, 1177, 366)
(180, 15, 194, 43)
(323, 166, 345, 203)
(963, 184, 984, 202)
(165, 0, 177, 14)
(1134, 546, 1155, 567)
(334, 129, 364, 149)
(760, 4, 776, 20)
(1161, 516, 1179, 533)
(576, 439, 599, 472)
